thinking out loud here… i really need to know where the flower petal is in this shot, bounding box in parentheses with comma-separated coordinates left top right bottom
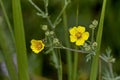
(70, 35, 77, 42)
(82, 32, 89, 40)
(77, 26, 85, 33)
(76, 39, 85, 46)
(69, 27, 77, 35)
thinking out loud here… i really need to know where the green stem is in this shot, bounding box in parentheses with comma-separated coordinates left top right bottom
(46, 16, 54, 28)
(63, 11, 72, 80)
(73, 4, 79, 80)
(52, 50, 62, 80)
(12, 0, 29, 79)
(0, 0, 15, 43)
(90, 0, 107, 80)
(48, 37, 62, 80)
(57, 49, 62, 80)
(73, 51, 78, 80)
(53, 46, 89, 53)
(28, 0, 44, 14)
(0, 23, 18, 80)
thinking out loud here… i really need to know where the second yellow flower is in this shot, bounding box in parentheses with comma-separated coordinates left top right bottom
(69, 26, 89, 46)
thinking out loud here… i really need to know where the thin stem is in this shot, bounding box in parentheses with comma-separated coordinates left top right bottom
(53, 46, 89, 53)
(44, 0, 48, 14)
(48, 37, 62, 80)
(43, 0, 54, 28)
(28, 0, 44, 14)
(54, 46, 118, 62)
(46, 16, 54, 28)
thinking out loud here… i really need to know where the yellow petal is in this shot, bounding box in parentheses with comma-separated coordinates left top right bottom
(70, 35, 77, 42)
(77, 26, 85, 33)
(32, 48, 40, 54)
(76, 39, 85, 46)
(31, 39, 36, 44)
(69, 27, 77, 35)
(82, 32, 89, 40)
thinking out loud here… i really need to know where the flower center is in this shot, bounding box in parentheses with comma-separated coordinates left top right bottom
(75, 32, 82, 39)
(35, 42, 42, 50)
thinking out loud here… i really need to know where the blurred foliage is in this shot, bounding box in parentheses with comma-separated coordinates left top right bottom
(0, 0, 120, 80)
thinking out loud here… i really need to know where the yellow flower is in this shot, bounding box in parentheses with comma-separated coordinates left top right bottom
(69, 26, 89, 46)
(30, 39, 45, 54)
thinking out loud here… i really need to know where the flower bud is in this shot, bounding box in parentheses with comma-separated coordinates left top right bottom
(92, 42, 97, 47)
(85, 46, 91, 51)
(50, 31, 54, 35)
(92, 20, 98, 26)
(42, 25, 48, 31)
(89, 24, 95, 29)
(53, 38, 59, 44)
(45, 31, 50, 36)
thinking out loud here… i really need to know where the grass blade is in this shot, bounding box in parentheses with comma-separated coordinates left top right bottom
(90, 0, 107, 80)
(12, 0, 29, 79)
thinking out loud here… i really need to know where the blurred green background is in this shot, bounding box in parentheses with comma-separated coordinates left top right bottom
(0, 0, 120, 80)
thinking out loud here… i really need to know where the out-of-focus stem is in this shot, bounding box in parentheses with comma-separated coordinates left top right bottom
(63, 11, 72, 80)
(0, 23, 18, 80)
(0, 0, 15, 43)
(73, 3, 79, 80)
